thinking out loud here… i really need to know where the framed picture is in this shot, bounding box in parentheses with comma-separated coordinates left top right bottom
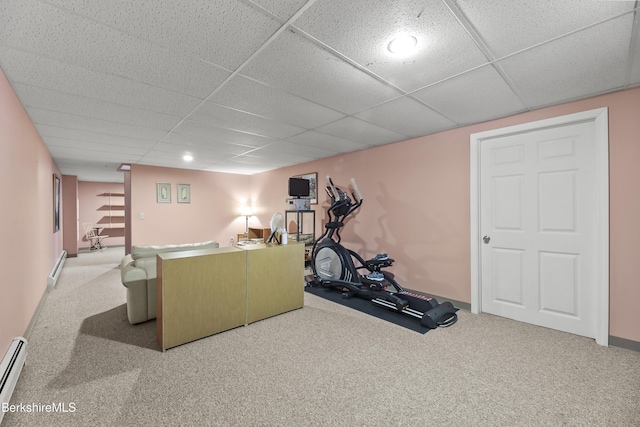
(177, 184, 191, 203)
(156, 183, 171, 203)
(293, 172, 318, 204)
(53, 174, 61, 232)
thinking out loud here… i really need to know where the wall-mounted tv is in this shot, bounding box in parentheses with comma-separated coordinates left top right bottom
(288, 177, 310, 198)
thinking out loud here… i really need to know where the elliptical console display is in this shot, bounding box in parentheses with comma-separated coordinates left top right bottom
(308, 176, 458, 329)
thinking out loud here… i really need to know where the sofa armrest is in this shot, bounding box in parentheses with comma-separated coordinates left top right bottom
(121, 261, 151, 324)
(120, 254, 134, 270)
(121, 262, 147, 287)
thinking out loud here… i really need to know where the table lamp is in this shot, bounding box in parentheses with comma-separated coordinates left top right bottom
(240, 206, 253, 240)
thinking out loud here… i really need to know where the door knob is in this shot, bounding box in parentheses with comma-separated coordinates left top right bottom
(483, 236, 491, 244)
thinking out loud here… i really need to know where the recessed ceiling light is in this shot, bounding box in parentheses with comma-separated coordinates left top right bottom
(388, 35, 418, 55)
(183, 154, 193, 162)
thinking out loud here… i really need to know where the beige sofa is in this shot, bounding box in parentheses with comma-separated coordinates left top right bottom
(120, 241, 219, 324)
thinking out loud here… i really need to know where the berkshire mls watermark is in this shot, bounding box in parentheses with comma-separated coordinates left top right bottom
(2, 402, 76, 414)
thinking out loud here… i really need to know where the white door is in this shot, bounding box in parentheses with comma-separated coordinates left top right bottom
(475, 110, 608, 342)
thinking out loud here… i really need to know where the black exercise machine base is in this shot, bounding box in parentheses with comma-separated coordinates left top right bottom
(305, 285, 434, 334)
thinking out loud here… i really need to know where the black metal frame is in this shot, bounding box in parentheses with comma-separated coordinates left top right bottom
(309, 176, 458, 328)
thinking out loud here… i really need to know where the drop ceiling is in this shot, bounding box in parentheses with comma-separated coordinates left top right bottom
(1, 0, 638, 183)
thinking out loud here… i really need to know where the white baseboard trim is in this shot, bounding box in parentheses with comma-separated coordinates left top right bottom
(47, 250, 67, 290)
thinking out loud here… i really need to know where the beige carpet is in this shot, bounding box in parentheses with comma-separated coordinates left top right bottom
(3, 247, 639, 426)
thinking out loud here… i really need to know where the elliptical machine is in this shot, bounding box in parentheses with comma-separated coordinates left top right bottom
(308, 176, 458, 329)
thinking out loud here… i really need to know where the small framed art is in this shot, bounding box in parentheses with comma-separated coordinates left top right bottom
(178, 184, 191, 203)
(157, 183, 171, 203)
(53, 174, 61, 232)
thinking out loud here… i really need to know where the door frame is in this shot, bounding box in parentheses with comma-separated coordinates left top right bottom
(470, 108, 609, 346)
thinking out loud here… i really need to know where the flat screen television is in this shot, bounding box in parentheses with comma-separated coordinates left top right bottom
(288, 177, 310, 198)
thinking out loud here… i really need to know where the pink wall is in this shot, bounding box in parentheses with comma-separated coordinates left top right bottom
(251, 137, 471, 302)
(0, 68, 63, 357)
(77, 181, 126, 249)
(606, 88, 640, 343)
(252, 87, 640, 343)
(129, 164, 250, 246)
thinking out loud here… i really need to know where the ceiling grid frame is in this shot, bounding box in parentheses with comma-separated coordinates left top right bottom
(0, 0, 637, 181)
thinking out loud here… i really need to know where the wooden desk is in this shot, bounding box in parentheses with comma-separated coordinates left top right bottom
(157, 247, 246, 351)
(238, 227, 272, 243)
(243, 242, 304, 324)
(156, 243, 304, 351)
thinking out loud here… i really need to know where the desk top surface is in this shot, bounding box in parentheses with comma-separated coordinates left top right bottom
(157, 246, 242, 260)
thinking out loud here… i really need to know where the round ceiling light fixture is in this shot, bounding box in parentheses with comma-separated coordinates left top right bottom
(183, 154, 194, 162)
(387, 35, 418, 55)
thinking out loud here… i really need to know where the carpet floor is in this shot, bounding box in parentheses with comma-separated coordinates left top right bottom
(3, 247, 639, 426)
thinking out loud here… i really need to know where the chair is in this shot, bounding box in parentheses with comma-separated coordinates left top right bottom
(82, 223, 108, 251)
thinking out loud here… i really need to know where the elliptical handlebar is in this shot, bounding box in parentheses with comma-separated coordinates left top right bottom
(327, 175, 340, 201)
(350, 178, 362, 202)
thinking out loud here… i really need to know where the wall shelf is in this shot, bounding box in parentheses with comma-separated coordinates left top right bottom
(98, 192, 125, 236)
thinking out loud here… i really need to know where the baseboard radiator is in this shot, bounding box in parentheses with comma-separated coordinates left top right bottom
(47, 250, 67, 290)
(0, 337, 28, 423)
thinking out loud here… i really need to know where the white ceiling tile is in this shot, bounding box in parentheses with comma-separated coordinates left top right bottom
(285, 130, 369, 154)
(36, 125, 157, 150)
(209, 75, 346, 128)
(151, 141, 251, 160)
(49, 145, 141, 163)
(189, 102, 306, 139)
(249, 0, 310, 21)
(122, 143, 183, 157)
(48, 0, 282, 70)
(15, 83, 181, 130)
(0, 47, 202, 117)
(497, 14, 634, 108)
(43, 136, 149, 156)
(171, 120, 276, 148)
(138, 152, 224, 170)
(627, 20, 640, 86)
(26, 107, 167, 141)
(314, 117, 407, 146)
(133, 158, 186, 168)
(161, 134, 256, 156)
(240, 29, 402, 114)
(203, 162, 278, 175)
(453, 0, 636, 58)
(240, 148, 316, 164)
(136, 158, 224, 173)
(293, 0, 489, 92)
(0, 0, 230, 98)
(1, 0, 637, 181)
(355, 96, 457, 137)
(229, 154, 291, 166)
(413, 65, 526, 125)
(260, 140, 336, 158)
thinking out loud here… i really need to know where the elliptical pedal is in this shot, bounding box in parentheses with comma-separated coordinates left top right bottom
(364, 256, 394, 271)
(364, 271, 384, 281)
